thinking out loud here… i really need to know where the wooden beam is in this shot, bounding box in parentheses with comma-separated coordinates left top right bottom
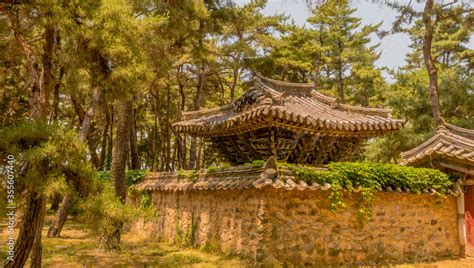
(439, 162, 474, 175)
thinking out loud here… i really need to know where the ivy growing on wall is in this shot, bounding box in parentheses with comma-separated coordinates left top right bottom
(278, 162, 455, 222)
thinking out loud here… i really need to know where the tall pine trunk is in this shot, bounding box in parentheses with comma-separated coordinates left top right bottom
(176, 65, 187, 169)
(422, 0, 443, 126)
(30, 197, 46, 268)
(99, 106, 111, 169)
(102, 100, 131, 249)
(129, 106, 140, 169)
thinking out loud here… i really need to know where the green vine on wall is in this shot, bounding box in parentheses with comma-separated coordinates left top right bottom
(279, 162, 455, 223)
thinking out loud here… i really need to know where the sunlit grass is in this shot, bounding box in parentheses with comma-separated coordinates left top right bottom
(0, 214, 245, 267)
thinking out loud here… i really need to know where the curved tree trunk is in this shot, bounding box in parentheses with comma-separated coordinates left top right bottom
(5, 192, 45, 268)
(47, 195, 71, 238)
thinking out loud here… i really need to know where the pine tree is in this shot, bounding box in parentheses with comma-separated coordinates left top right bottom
(260, 0, 385, 106)
(307, 0, 383, 104)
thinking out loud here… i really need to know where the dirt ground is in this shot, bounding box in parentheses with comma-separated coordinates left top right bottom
(0, 217, 473, 267)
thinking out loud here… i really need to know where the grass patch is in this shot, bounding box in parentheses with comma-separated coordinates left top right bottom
(0, 216, 245, 267)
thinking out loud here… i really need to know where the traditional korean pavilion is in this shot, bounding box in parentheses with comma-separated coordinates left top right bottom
(400, 123, 474, 251)
(174, 74, 405, 165)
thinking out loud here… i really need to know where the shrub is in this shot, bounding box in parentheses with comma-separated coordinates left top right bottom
(279, 162, 454, 222)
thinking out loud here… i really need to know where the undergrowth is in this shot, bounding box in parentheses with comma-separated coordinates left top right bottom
(278, 162, 454, 223)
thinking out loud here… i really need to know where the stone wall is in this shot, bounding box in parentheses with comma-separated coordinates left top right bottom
(131, 188, 462, 266)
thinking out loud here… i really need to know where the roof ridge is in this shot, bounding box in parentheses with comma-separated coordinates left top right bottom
(254, 73, 315, 89)
(256, 74, 394, 118)
(181, 104, 234, 121)
(400, 133, 443, 159)
(445, 123, 474, 139)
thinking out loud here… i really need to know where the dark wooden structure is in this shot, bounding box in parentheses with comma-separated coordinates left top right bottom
(174, 74, 405, 165)
(401, 123, 474, 252)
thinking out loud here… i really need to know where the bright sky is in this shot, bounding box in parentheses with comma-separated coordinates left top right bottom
(235, 0, 474, 72)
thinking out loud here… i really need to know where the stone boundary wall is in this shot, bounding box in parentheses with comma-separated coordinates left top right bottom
(130, 188, 462, 266)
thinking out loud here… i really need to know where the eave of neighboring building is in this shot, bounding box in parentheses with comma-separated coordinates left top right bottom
(400, 124, 474, 175)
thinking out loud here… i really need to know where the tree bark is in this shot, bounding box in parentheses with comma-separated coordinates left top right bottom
(176, 65, 187, 169)
(79, 87, 103, 141)
(99, 106, 111, 169)
(30, 197, 46, 268)
(8, 9, 41, 119)
(336, 39, 345, 104)
(46, 195, 71, 238)
(129, 106, 140, 169)
(5, 192, 45, 268)
(165, 86, 171, 171)
(49, 66, 64, 124)
(102, 100, 132, 249)
(39, 26, 57, 122)
(313, 55, 320, 89)
(422, 0, 443, 127)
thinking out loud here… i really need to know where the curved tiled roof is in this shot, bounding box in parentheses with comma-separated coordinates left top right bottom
(173, 74, 405, 137)
(400, 124, 474, 173)
(135, 157, 459, 195)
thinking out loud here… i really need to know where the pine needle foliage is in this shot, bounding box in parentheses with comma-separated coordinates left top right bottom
(0, 121, 95, 197)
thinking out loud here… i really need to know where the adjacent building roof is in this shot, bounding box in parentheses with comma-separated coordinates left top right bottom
(173, 74, 405, 138)
(400, 123, 474, 175)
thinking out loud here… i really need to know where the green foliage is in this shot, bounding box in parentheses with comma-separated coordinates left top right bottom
(95, 169, 148, 186)
(79, 181, 136, 236)
(220, 163, 232, 169)
(78, 180, 157, 242)
(97, 170, 112, 182)
(251, 160, 265, 168)
(177, 170, 199, 181)
(0, 121, 94, 197)
(279, 162, 454, 222)
(140, 191, 152, 208)
(207, 165, 217, 173)
(126, 169, 149, 186)
(256, 0, 385, 107)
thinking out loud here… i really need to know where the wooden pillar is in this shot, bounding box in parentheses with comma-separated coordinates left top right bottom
(465, 177, 474, 216)
(465, 176, 474, 255)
